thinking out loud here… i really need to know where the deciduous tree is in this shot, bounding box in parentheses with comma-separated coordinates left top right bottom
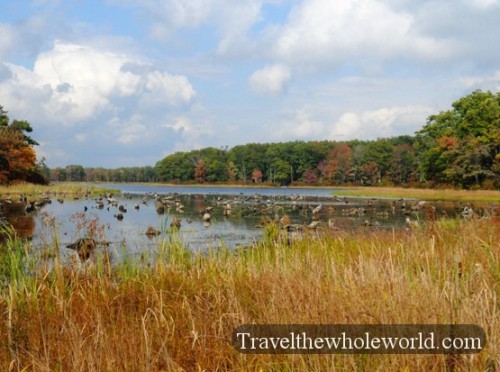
(194, 160, 206, 183)
(0, 105, 41, 184)
(251, 169, 263, 183)
(416, 90, 499, 187)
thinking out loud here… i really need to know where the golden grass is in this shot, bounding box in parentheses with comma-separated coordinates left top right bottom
(335, 186, 500, 202)
(0, 218, 498, 370)
(0, 182, 119, 199)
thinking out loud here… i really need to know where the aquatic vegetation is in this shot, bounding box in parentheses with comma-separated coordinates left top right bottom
(335, 186, 500, 202)
(0, 216, 498, 370)
(0, 182, 119, 199)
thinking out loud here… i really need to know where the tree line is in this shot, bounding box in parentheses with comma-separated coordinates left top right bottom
(2, 90, 499, 189)
(42, 165, 157, 183)
(153, 90, 499, 189)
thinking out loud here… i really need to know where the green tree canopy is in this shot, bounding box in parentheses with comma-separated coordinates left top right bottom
(0, 106, 38, 146)
(416, 90, 499, 187)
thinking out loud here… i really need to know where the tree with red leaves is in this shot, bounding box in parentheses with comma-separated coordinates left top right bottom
(194, 159, 206, 183)
(251, 169, 263, 183)
(0, 105, 41, 184)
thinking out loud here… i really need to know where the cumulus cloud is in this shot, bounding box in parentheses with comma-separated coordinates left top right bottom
(0, 40, 198, 166)
(271, 108, 326, 140)
(0, 16, 50, 61)
(114, 0, 266, 55)
(329, 106, 433, 140)
(269, 105, 433, 142)
(270, 0, 452, 70)
(250, 64, 291, 94)
(466, 0, 499, 9)
(142, 70, 196, 106)
(110, 0, 500, 81)
(0, 63, 11, 82)
(1, 0, 498, 167)
(105, 115, 149, 145)
(0, 41, 196, 125)
(164, 111, 215, 151)
(0, 24, 16, 58)
(459, 70, 500, 91)
(74, 133, 87, 143)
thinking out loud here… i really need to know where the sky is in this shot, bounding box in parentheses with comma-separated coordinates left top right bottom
(1, 0, 499, 168)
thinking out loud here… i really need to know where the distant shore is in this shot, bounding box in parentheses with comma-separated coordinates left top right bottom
(91, 182, 499, 202)
(1, 181, 498, 202)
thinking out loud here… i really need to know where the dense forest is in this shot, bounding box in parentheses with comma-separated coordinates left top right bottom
(154, 90, 499, 189)
(2, 90, 499, 189)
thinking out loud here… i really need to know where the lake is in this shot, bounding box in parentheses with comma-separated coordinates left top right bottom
(1, 184, 495, 263)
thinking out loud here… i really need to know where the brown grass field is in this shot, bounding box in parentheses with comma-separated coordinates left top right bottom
(0, 183, 119, 199)
(334, 186, 500, 202)
(1, 182, 498, 202)
(0, 214, 498, 371)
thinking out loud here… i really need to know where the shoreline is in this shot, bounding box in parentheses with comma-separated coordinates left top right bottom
(1, 181, 498, 202)
(92, 182, 500, 202)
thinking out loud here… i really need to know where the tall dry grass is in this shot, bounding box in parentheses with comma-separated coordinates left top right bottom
(335, 186, 500, 202)
(0, 218, 498, 371)
(0, 182, 118, 199)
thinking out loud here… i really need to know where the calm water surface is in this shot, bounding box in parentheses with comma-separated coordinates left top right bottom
(1, 184, 496, 262)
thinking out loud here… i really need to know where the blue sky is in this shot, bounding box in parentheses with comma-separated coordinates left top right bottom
(1, 0, 499, 167)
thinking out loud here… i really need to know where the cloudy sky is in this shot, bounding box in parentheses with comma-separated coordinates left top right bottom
(1, 0, 499, 167)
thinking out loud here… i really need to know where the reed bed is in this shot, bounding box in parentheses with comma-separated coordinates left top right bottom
(335, 186, 500, 202)
(0, 218, 498, 371)
(0, 183, 118, 199)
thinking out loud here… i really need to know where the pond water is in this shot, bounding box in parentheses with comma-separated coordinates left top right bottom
(0, 184, 497, 262)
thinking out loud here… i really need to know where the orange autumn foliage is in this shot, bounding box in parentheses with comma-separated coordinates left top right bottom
(0, 128, 37, 183)
(9, 145, 36, 172)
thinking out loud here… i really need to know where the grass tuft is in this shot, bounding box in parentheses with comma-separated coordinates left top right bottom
(0, 217, 498, 370)
(335, 186, 500, 202)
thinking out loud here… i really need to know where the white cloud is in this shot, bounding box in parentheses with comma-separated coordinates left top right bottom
(268, 105, 433, 143)
(74, 133, 87, 143)
(329, 106, 433, 140)
(466, 0, 499, 9)
(112, 0, 500, 76)
(459, 70, 500, 91)
(2, 0, 498, 168)
(250, 64, 291, 94)
(270, 0, 451, 70)
(36, 141, 69, 165)
(272, 108, 326, 140)
(118, 0, 266, 55)
(112, 115, 148, 145)
(0, 24, 16, 58)
(0, 39, 199, 166)
(164, 110, 215, 151)
(0, 41, 196, 124)
(167, 117, 193, 133)
(143, 70, 196, 106)
(213, 1, 263, 54)
(0, 16, 49, 61)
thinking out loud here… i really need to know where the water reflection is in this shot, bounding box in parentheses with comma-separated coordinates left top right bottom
(0, 202, 35, 239)
(1, 186, 497, 262)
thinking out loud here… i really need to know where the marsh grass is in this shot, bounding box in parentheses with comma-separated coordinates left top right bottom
(0, 182, 118, 199)
(335, 186, 500, 202)
(0, 218, 498, 370)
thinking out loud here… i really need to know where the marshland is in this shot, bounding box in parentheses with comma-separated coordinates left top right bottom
(0, 83, 499, 370)
(0, 183, 498, 370)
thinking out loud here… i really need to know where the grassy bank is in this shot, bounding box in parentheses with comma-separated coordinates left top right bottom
(335, 186, 500, 202)
(3, 181, 498, 203)
(91, 181, 500, 202)
(0, 217, 498, 370)
(0, 182, 119, 199)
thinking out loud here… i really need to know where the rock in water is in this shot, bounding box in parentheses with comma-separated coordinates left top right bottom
(66, 238, 96, 261)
